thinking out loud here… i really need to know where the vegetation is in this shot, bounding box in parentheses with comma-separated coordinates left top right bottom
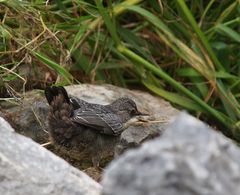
(0, 0, 239, 140)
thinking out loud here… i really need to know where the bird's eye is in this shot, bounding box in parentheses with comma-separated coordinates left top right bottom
(130, 109, 136, 115)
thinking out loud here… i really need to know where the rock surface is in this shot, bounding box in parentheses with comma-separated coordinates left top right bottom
(0, 117, 101, 195)
(0, 90, 49, 143)
(66, 85, 177, 155)
(0, 84, 178, 158)
(101, 112, 240, 195)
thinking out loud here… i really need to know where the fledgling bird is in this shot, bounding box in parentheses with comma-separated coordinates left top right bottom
(44, 86, 146, 167)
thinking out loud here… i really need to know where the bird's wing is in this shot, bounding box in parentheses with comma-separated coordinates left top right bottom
(72, 110, 123, 136)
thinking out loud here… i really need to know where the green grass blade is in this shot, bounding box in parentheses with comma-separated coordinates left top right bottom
(117, 45, 234, 130)
(176, 0, 225, 71)
(143, 81, 205, 112)
(215, 24, 240, 43)
(95, 0, 120, 45)
(33, 51, 72, 84)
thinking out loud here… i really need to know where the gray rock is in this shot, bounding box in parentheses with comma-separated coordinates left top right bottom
(0, 90, 49, 143)
(66, 84, 178, 155)
(101, 112, 240, 195)
(0, 117, 101, 195)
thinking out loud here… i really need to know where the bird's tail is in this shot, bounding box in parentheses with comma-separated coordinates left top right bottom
(44, 86, 74, 124)
(45, 86, 76, 143)
(45, 86, 70, 105)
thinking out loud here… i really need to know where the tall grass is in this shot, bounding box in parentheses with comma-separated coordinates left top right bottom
(0, 0, 239, 140)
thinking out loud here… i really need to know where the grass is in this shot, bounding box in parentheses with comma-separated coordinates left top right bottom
(0, 0, 239, 141)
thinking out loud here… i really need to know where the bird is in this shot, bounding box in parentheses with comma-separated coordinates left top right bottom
(44, 86, 147, 167)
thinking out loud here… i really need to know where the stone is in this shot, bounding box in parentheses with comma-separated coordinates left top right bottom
(101, 112, 240, 195)
(0, 117, 101, 195)
(61, 84, 178, 155)
(0, 90, 49, 143)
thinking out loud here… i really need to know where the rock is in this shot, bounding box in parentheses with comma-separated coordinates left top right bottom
(101, 112, 240, 195)
(0, 117, 101, 195)
(0, 90, 49, 143)
(0, 84, 178, 168)
(66, 85, 177, 155)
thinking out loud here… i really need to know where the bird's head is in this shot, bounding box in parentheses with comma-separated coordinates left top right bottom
(111, 97, 148, 118)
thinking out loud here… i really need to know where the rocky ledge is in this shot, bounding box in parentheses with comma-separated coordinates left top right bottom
(102, 112, 240, 195)
(0, 117, 101, 195)
(1, 110, 240, 194)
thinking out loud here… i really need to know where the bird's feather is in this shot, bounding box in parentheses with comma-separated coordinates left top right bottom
(72, 110, 123, 135)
